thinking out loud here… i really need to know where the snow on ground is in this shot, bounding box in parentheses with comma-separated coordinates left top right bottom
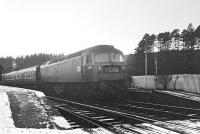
(1, 128, 90, 134)
(0, 85, 45, 97)
(0, 91, 15, 128)
(89, 128, 114, 134)
(33, 90, 46, 98)
(0, 85, 72, 129)
(52, 116, 71, 129)
(154, 119, 200, 134)
(138, 123, 179, 134)
(116, 123, 177, 134)
(8, 90, 52, 128)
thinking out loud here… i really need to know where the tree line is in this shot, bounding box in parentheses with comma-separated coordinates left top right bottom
(0, 53, 64, 74)
(135, 23, 200, 53)
(127, 23, 200, 76)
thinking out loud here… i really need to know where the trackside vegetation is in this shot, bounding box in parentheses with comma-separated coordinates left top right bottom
(127, 23, 200, 76)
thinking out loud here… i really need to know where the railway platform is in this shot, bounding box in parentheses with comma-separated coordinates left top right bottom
(0, 85, 111, 134)
(128, 87, 200, 108)
(154, 89, 200, 102)
(153, 89, 200, 108)
(128, 87, 153, 93)
(128, 87, 200, 101)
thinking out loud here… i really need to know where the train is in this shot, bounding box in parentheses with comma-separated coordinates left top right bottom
(1, 45, 130, 99)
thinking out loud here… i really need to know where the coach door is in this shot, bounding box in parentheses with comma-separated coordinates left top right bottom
(83, 54, 93, 81)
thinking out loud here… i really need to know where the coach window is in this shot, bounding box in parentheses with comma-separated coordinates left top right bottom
(86, 55, 93, 64)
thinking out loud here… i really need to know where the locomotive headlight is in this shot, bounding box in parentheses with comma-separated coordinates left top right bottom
(121, 65, 126, 72)
(87, 65, 92, 69)
(98, 66, 102, 74)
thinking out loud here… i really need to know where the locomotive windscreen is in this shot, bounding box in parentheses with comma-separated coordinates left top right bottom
(110, 53, 124, 62)
(94, 53, 109, 62)
(94, 53, 124, 63)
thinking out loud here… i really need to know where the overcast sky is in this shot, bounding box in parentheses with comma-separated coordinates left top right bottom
(0, 0, 199, 57)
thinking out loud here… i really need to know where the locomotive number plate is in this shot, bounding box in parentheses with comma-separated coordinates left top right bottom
(103, 66, 120, 73)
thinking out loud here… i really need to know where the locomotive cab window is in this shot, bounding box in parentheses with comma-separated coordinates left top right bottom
(111, 53, 125, 62)
(94, 53, 109, 63)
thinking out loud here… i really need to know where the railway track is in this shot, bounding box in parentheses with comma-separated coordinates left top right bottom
(91, 100, 200, 121)
(55, 97, 200, 121)
(47, 96, 183, 134)
(124, 100, 200, 119)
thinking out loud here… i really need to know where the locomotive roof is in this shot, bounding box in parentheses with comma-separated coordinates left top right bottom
(84, 45, 122, 53)
(47, 45, 123, 65)
(66, 45, 122, 59)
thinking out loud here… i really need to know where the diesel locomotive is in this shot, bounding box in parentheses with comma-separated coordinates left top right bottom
(1, 45, 130, 99)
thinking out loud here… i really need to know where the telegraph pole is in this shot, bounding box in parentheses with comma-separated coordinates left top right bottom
(145, 42, 148, 89)
(155, 53, 158, 76)
(154, 41, 158, 76)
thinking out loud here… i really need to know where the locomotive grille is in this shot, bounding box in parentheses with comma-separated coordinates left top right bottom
(103, 65, 121, 73)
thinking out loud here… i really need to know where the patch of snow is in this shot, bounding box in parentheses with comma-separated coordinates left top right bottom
(0, 91, 15, 128)
(91, 127, 114, 134)
(155, 120, 200, 134)
(33, 90, 46, 98)
(52, 116, 71, 129)
(141, 123, 179, 134)
(119, 124, 154, 134)
(2, 128, 90, 134)
(13, 89, 51, 128)
(0, 85, 32, 93)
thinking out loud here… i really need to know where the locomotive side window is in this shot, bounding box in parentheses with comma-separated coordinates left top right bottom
(94, 53, 109, 63)
(111, 53, 125, 62)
